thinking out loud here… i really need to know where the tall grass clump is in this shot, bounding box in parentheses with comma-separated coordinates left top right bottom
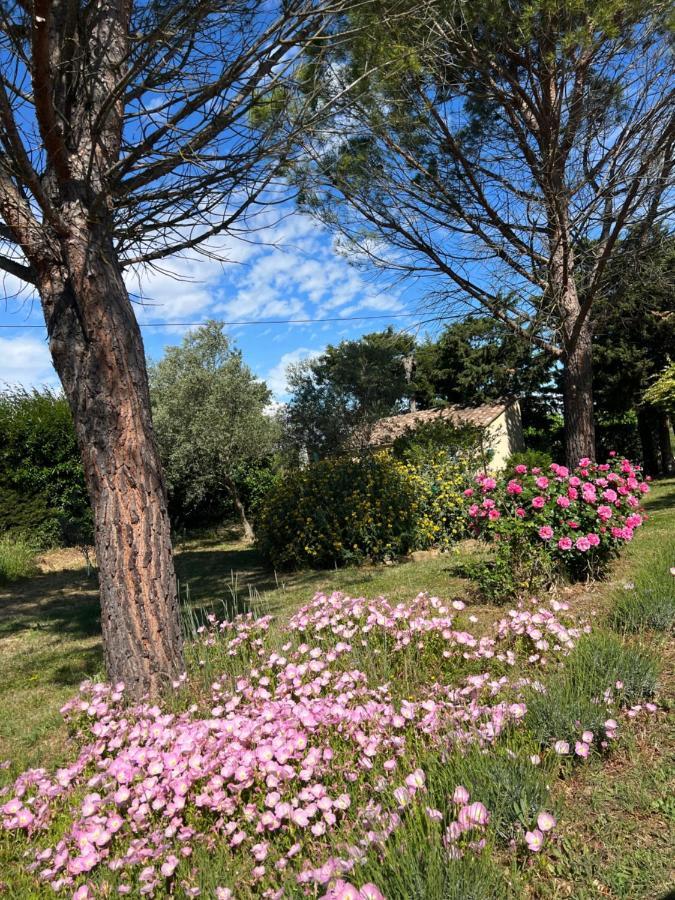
(0, 533, 38, 583)
(351, 805, 517, 900)
(610, 579, 675, 634)
(424, 743, 552, 844)
(609, 541, 675, 633)
(525, 631, 659, 750)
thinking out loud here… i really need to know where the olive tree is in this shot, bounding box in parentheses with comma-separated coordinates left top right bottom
(150, 322, 279, 541)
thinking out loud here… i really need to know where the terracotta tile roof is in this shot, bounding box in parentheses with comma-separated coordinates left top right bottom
(368, 401, 513, 447)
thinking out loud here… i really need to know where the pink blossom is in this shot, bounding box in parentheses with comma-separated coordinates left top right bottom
(160, 855, 179, 877)
(538, 526, 554, 541)
(525, 828, 544, 852)
(360, 886, 385, 900)
(452, 785, 470, 805)
(537, 812, 556, 832)
(532, 496, 546, 509)
(457, 801, 490, 828)
(575, 536, 591, 552)
(557, 537, 573, 551)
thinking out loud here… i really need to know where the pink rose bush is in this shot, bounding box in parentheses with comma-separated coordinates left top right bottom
(469, 456, 649, 584)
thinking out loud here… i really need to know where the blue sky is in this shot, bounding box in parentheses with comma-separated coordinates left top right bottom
(0, 210, 433, 401)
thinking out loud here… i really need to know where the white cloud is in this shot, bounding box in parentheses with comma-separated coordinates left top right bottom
(266, 346, 323, 399)
(0, 335, 59, 390)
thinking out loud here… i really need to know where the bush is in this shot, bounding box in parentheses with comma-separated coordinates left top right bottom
(424, 743, 551, 845)
(504, 448, 553, 472)
(467, 456, 649, 596)
(0, 534, 38, 583)
(353, 821, 514, 900)
(525, 631, 658, 753)
(0, 388, 91, 547)
(257, 453, 422, 568)
(257, 451, 472, 569)
(456, 539, 554, 605)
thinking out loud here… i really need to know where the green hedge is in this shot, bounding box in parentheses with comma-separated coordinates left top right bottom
(0, 388, 91, 547)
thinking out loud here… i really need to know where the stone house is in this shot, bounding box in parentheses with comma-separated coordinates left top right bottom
(368, 399, 525, 471)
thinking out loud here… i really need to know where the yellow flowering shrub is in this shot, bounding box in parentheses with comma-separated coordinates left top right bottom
(257, 451, 470, 569)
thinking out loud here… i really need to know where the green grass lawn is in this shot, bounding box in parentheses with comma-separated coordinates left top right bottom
(0, 479, 673, 897)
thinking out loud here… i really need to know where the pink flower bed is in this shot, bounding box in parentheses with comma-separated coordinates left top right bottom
(1, 586, 649, 898)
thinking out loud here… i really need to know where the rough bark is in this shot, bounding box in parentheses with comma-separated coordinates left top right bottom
(657, 412, 674, 475)
(562, 314, 596, 468)
(551, 217, 596, 467)
(637, 407, 659, 476)
(38, 228, 184, 697)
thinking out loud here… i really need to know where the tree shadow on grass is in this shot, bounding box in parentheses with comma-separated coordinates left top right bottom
(642, 485, 675, 513)
(0, 569, 100, 640)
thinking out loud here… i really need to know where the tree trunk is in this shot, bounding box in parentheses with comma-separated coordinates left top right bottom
(39, 234, 185, 698)
(637, 407, 659, 475)
(562, 312, 596, 468)
(657, 411, 674, 475)
(225, 476, 255, 542)
(548, 204, 596, 468)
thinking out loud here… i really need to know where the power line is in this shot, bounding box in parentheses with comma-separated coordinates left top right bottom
(0, 312, 426, 329)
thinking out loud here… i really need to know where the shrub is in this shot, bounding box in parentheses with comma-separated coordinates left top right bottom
(504, 448, 553, 473)
(257, 453, 422, 568)
(405, 449, 474, 549)
(525, 631, 658, 753)
(353, 817, 514, 900)
(257, 451, 471, 569)
(467, 455, 649, 595)
(423, 743, 551, 845)
(454, 539, 555, 605)
(0, 533, 38, 583)
(0, 388, 91, 547)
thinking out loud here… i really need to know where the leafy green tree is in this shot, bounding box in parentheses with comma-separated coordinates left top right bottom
(289, 0, 674, 466)
(150, 323, 279, 541)
(284, 327, 418, 458)
(417, 318, 555, 410)
(591, 230, 675, 471)
(644, 363, 675, 414)
(0, 388, 91, 546)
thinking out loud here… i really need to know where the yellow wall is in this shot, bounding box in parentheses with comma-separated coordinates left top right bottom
(485, 402, 525, 470)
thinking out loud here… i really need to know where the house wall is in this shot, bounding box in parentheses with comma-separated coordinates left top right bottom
(486, 402, 525, 470)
